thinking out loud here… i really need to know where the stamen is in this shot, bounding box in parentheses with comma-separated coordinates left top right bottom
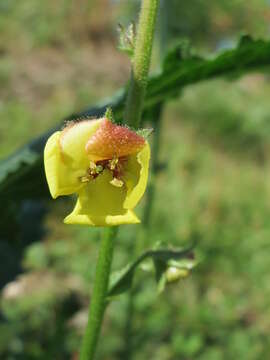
(108, 158, 118, 170)
(110, 178, 124, 187)
(80, 157, 125, 184)
(89, 161, 96, 170)
(80, 175, 90, 183)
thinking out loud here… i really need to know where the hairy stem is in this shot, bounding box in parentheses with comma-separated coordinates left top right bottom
(79, 227, 117, 360)
(79, 1, 160, 358)
(125, 0, 160, 128)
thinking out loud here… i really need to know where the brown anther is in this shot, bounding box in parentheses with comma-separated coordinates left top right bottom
(80, 156, 126, 184)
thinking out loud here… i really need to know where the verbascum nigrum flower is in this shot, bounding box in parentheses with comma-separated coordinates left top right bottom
(44, 118, 150, 226)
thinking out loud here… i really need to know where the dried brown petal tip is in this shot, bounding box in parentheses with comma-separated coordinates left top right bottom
(85, 119, 145, 160)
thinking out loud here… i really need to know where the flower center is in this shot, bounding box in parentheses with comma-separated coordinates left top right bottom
(79, 156, 127, 187)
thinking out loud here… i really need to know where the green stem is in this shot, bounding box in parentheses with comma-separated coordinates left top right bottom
(79, 1, 160, 358)
(125, 0, 160, 128)
(80, 227, 117, 360)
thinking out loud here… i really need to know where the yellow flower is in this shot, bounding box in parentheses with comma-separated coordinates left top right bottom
(44, 118, 150, 226)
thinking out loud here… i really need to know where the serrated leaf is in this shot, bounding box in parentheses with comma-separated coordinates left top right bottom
(162, 40, 201, 72)
(0, 148, 38, 183)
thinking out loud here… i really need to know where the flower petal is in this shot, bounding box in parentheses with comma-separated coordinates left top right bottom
(64, 170, 140, 226)
(44, 131, 85, 198)
(123, 142, 150, 209)
(85, 118, 145, 161)
(60, 119, 103, 168)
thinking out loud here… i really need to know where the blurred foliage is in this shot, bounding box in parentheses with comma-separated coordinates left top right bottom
(2, 0, 270, 360)
(159, 0, 270, 49)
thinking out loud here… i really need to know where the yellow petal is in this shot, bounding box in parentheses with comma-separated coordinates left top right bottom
(44, 132, 85, 198)
(44, 120, 103, 199)
(123, 142, 151, 209)
(60, 119, 103, 169)
(64, 170, 140, 226)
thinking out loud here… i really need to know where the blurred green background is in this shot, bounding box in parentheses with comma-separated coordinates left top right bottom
(1, 0, 270, 359)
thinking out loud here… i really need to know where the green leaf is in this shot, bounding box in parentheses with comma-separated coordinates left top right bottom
(108, 241, 196, 298)
(117, 22, 135, 58)
(0, 148, 38, 184)
(162, 39, 200, 72)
